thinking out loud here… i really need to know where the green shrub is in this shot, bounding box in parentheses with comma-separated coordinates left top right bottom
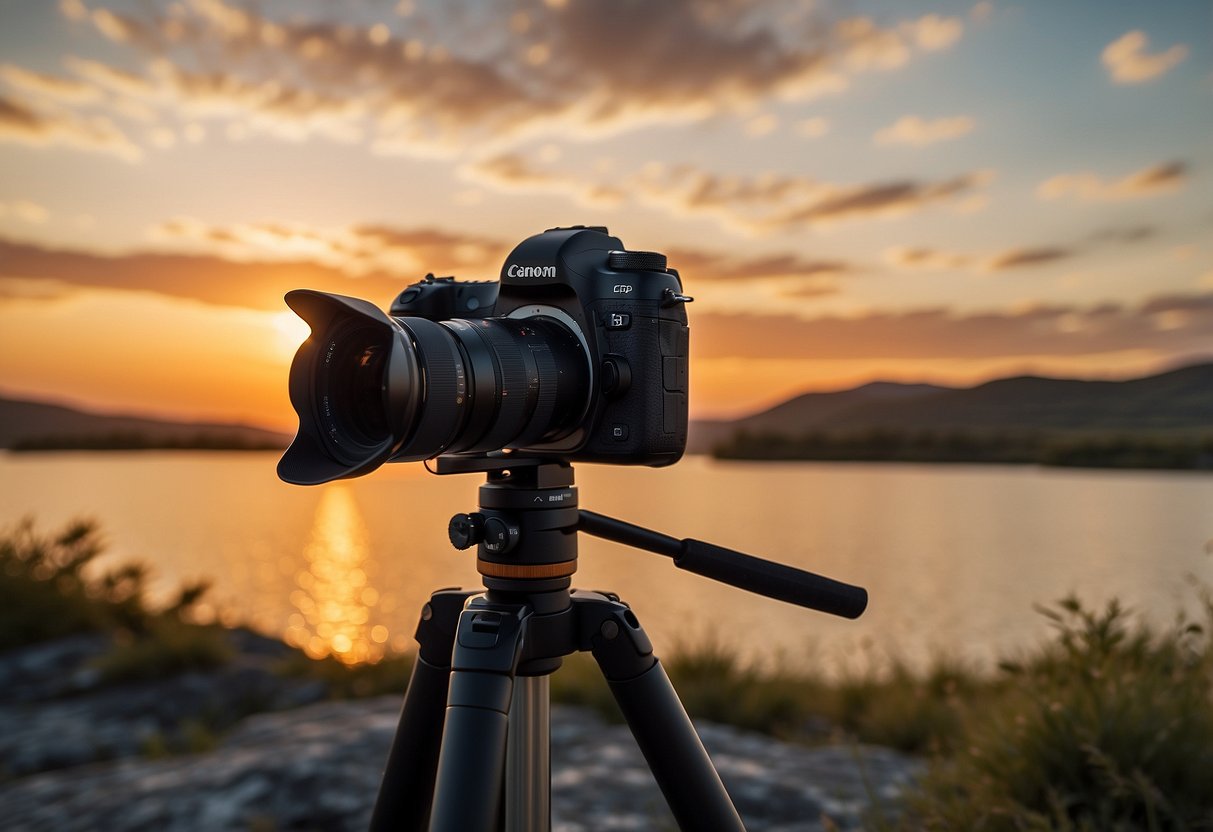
(903, 596, 1213, 831)
(275, 651, 414, 699)
(0, 517, 111, 648)
(94, 619, 232, 683)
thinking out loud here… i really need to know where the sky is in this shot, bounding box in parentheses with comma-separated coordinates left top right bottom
(0, 0, 1210, 430)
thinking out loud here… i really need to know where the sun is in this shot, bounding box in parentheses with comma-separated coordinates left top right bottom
(271, 310, 312, 356)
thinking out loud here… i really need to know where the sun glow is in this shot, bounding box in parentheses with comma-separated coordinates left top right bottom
(285, 485, 388, 664)
(272, 310, 312, 356)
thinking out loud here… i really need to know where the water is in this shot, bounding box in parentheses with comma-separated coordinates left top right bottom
(2, 452, 1210, 674)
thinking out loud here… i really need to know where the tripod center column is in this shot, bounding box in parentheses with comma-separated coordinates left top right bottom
(506, 674, 551, 832)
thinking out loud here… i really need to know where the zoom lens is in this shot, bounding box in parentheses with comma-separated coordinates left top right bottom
(278, 290, 591, 485)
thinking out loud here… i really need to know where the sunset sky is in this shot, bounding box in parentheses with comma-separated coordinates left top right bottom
(0, 0, 1210, 430)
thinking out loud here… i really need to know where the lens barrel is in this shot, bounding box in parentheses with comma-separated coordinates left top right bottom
(277, 290, 590, 485)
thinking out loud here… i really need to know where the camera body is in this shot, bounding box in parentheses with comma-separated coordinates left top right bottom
(391, 226, 690, 466)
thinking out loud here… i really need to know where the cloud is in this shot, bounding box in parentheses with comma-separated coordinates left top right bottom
(667, 249, 854, 294)
(1090, 225, 1156, 244)
(0, 235, 416, 311)
(0, 200, 50, 224)
(794, 117, 830, 138)
(873, 114, 974, 146)
(884, 246, 972, 270)
(1102, 31, 1188, 84)
(0, 227, 860, 310)
(630, 164, 993, 232)
(1038, 161, 1189, 202)
(464, 152, 626, 206)
(0, 91, 140, 160)
(984, 247, 1074, 271)
(42, 1, 968, 155)
(692, 292, 1213, 361)
(153, 219, 510, 279)
(0, 64, 100, 103)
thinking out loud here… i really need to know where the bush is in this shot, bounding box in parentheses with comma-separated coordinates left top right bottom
(903, 596, 1213, 831)
(0, 517, 223, 679)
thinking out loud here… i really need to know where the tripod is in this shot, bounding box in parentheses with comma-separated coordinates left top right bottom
(368, 458, 868, 831)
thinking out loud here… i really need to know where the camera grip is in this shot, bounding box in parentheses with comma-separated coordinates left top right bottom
(676, 540, 868, 619)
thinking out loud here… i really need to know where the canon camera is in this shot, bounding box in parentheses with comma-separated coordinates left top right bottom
(277, 226, 692, 485)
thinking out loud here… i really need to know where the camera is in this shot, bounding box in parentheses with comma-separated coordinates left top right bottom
(277, 226, 692, 485)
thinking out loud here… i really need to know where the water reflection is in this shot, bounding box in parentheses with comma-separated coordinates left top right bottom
(285, 485, 388, 664)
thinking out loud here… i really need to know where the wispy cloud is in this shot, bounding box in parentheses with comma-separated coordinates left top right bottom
(1038, 161, 1189, 202)
(0, 64, 100, 103)
(30, 1, 968, 158)
(1102, 31, 1188, 84)
(0, 91, 140, 160)
(694, 292, 1213, 360)
(464, 153, 626, 206)
(0, 228, 861, 309)
(984, 246, 1074, 271)
(884, 246, 972, 270)
(0, 200, 50, 224)
(873, 114, 974, 147)
(631, 164, 993, 233)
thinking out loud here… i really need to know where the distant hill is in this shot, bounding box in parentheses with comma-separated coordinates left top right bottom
(689, 363, 1213, 459)
(690, 381, 951, 452)
(0, 396, 290, 451)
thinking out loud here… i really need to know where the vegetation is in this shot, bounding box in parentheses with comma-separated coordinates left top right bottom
(0, 517, 228, 673)
(553, 598, 1213, 830)
(714, 428, 1213, 471)
(5, 519, 1211, 828)
(900, 597, 1213, 831)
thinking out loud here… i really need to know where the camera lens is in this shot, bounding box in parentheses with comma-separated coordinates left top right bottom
(320, 325, 391, 447)
(278, 289, 592, 484)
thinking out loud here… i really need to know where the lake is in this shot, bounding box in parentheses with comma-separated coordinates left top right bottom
(2, 452, 1210, 675)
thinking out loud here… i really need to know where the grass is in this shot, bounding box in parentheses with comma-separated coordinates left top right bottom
(551, 598, 1213, 830)
(0, 516, 226, 675)
(5, 518, 1212, 828)
(897, 596, 1213, 831)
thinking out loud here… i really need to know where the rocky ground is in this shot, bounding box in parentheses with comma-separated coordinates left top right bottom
(0, 634, 923, 831)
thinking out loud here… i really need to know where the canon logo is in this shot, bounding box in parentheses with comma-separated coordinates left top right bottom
(507, 264, 556, 278)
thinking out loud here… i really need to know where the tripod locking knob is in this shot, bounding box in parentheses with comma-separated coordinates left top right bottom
(482, 517, 520, 555)
(448, 513, 485, 550)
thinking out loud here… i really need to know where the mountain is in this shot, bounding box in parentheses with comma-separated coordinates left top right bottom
(0, 396, 290, 451)
(688, 363, 1213, 454)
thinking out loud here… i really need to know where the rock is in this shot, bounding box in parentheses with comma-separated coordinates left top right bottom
(0, 630, 327, 778)
(0, 699, 922, 831)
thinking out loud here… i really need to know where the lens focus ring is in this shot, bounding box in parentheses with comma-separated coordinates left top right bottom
(471, 319, 534, 451)
(397, 318, 466, 455)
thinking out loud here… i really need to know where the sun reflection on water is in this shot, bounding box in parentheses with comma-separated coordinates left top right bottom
(285, 485, 388, 664)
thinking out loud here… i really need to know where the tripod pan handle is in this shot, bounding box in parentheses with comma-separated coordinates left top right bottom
(676, 539, 868, 619)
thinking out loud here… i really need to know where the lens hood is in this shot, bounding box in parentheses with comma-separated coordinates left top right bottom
(277, 290, 416, 485)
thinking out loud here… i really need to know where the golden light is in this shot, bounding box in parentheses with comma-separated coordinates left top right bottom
(271, 309, 312, 356)
(289, 485, 388, 664)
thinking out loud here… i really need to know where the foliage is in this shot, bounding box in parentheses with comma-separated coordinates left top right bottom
(93, 620, 232, 683)
(901, 596, 1213, 831)
(713, 428, 1213, 470)
(0, 517, 224, 673)
(275, 652, 414, 699)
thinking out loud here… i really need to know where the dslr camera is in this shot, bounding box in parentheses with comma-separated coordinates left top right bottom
(278, 226, 692, 485)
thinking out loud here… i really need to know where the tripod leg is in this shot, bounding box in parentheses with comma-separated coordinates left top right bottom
(588, 600, 745, 832)
(429, 599, 530, 832)
(371, 589, 476, 832)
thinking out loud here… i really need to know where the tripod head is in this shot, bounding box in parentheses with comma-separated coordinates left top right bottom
(433, 454, 868, 620)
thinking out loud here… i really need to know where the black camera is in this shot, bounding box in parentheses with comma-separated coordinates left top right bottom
(277, 226, 692, 485)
